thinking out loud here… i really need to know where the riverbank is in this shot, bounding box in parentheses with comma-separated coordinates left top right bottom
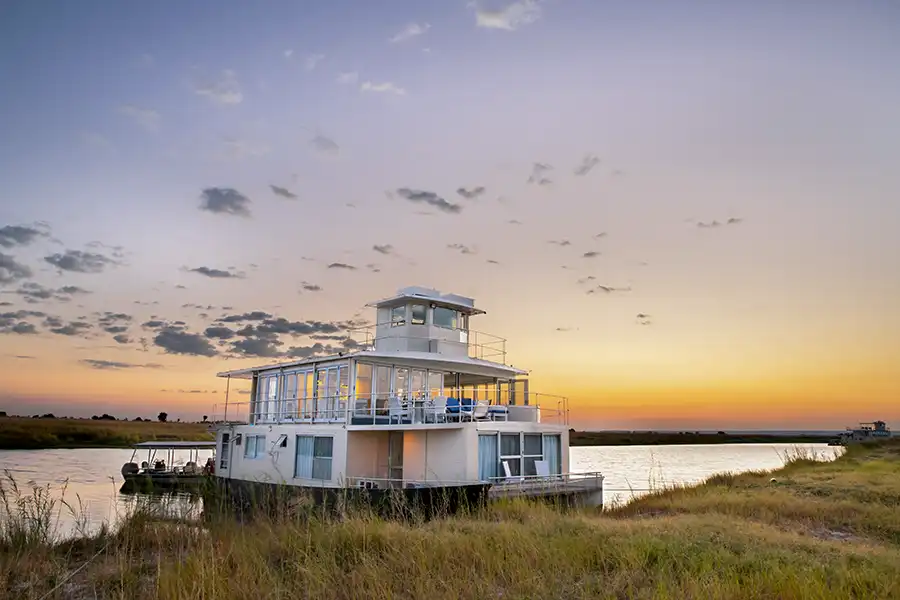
(2, 441, 897, 599)
(0, 417, 214, 450)
(570, 430, 833, 446)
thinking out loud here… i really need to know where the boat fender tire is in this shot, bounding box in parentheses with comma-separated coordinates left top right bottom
(121, 462, 139, 477)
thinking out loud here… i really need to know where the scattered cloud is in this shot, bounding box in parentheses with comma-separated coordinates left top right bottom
(582, 251, 600, 258)
(527, 162, 553, 185)
(310, 134, 339, 155)
(574, 154, 601, 176)
(0, 224, 46, 248)
(47, 320, 92, 337)
(186, 266, 244, 279)
(727, 217, 743, 225)
(456, 186, 486, 200)
(636, 313, 652, 325)
(372, 244, 394, 255)
(118, 105, 160, 131)
(305, 53, 325, 71)
(300, 282, 323, 293)
(508, 219, 522, 225)
(327, 262, 357, 270)
(11, 282, 91, 303)
(283, 49, 294, 59)
(154, 325, 218, 357)
(80, 359, 162, 370)
(361, 81, 406, 95)
(270, 185, 298, 199)
(548, 240, 571, 246)
(593, 232, 607, 239)
(472, 0, 542, 31)
(44, 250, 118, 274)
(336, 71, 359, 85)
(577, 276, 596, 284)
(588, 285, 632, 295)
(193, 69, 243, 105)
(395, 188, 462, 214)
(486, 259, 500, 265)
(0, 253, 33, 285)
(204, 326, 235, 340)
(389, 22, 431, 43)
(112, 334, 131, 344)
(447, 243, 476, 255)
(199, 187, 252, 217)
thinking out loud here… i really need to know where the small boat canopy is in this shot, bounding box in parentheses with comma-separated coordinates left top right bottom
(131, 441, 217, 449)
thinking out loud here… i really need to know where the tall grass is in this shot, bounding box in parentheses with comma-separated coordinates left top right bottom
(2, 441, 899, 599)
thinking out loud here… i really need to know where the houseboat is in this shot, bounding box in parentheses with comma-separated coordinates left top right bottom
(211, 286, 603, 513)
(829, 420, 892, 446)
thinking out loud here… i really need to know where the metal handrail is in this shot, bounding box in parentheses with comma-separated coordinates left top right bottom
(343, 471, 604, 490)
(210, 391, 569, 426)
(346, 322, 508, 363)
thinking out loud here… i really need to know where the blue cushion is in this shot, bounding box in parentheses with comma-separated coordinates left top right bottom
(446, 397, 460, 413)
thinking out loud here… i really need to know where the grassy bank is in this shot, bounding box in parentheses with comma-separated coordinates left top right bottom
(2, 442, 898, 599)
(0, 417, 214, 450)
(570, 430, 833, 446)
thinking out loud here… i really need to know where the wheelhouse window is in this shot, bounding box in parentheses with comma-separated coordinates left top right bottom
(295, 435, 333, 480)
(433, 306, 458, 329)
(390, 305, 406, 327)
(410, 303, 426, 325)
(243, 435, 266, 459)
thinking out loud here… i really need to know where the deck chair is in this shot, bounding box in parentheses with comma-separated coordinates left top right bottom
(534, 460, 551, 478)
(472, 400, 490, 420)
(426, 396, 447, 423)
(387, 395, 409, 424)
(502, 460, 524, 483)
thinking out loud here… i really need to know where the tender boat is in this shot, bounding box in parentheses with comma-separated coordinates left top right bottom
(210, 286, 604, 513)
(120, 440, 217, 493)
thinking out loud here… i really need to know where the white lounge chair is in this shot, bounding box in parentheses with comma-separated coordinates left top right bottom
(426, 396, 447, 423)
(388, 396, 409, 424)
(502, 460, 524, 483)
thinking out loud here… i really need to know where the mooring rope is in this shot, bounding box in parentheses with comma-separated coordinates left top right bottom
(38, 541, 109, 600)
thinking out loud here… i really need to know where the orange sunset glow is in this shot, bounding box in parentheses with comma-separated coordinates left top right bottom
(2, 2, 898, 430)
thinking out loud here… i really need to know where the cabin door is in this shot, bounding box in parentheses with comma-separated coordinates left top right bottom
(388, 431, 404, 485)
(218, 432, 232, 475)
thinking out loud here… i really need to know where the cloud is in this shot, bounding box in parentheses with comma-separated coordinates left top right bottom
(548, 240, 571, 246)
(372, 244, 394, 255)
(327, 262, 357, 270)
(11, 282, 91, 303)
(305, 53, 325, 71)
(486, 259, 500, 265)
(48, 320, 92, 336)
(574, 154, 601, 176)
(118, 105, 160, 131)
(310, 134, 339, 155)
(112, 334, 131, 344)
(0, 320, 37, 335)
(230, 335, 283, 358)
(588, 285, 632, 295)
(695, 217, 743, 228)
(636, 313, 652, 325)
(154, 326, 218, 357)
(283, 49, 294, 59)
(456, 186, 486, 200)
(186, 266, 244, 279)
(193, 69, 243, 105)
(727, 217, 744, 225)
(395, 188, 462, 214)
(447, 243, 476, 255)
(199, 187, 252, 217)
(508, 219, 522, 225)
(582, 251, 600, 258)
(527, 162, 553, 185)
(270, 185, 298, 199)
(0, 225, 46, 248)
(593, 232, 607, 239)
(389, 22, 431, 43)
(361, 81, 406, 95)
(336, 72, 359, 85)
(216, 311, 271, 323)
(44, 250, 118, 274)
(80, 359, 163, 370)
(300, 282, 323, 292)
(472, 0, 542, 30)
(204, 326, 235, 340)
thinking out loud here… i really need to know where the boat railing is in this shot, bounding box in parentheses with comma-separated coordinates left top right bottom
(210, 391, 569, 426)
(346, 323, 508, 363)
(343, 471, 604, 492)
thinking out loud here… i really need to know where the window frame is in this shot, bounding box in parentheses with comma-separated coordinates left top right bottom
(497, 432, 545, 477)
(432, 306, 458, 329)
(294, 434, 334, 480)
(243, 434, 267, 459)
(410, 303, 427, 325)
(390, 305, 406, 327)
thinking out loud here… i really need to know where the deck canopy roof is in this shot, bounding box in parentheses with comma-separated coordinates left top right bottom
(366, 286, 486, 316)
(132, 441, 216, 449)
(216, 349, 528, 380)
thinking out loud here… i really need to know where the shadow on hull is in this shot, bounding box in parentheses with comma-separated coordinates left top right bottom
(204, 478, 492, 522)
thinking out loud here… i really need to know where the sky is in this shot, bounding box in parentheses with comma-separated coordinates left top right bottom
(1, 0, 899, 430)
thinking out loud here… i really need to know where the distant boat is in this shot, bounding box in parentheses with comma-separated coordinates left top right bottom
(119, 440, 216, 493)
(828, 421, 892, 446)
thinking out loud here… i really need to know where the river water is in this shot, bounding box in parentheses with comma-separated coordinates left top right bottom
(0, 443, 837, 538)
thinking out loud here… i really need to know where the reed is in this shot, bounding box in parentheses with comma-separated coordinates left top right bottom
(1, 440, 899, 599)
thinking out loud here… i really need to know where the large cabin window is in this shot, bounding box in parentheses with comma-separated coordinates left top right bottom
(295, 435, 333, 480)
(244, 435, 266, 459)
(410, 303, 426, 325)
(355, 362, 373, 413)
(433, 306, 458, 329)
(390, 305, 406, 327)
